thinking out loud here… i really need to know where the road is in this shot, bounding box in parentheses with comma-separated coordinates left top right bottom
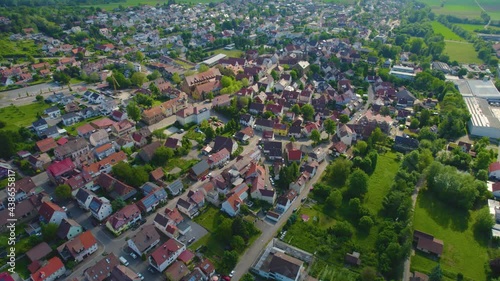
(231, 153, 330, 281)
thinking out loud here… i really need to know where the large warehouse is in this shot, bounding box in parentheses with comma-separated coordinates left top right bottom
(455, 79, 500, 139)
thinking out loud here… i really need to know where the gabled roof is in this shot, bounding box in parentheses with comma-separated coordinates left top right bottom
(36, 137, 58, 152)
(167, 180, 184, 196)
(57, 218, 82, 239)
(57, 230, 97, 259)
(191, 160, 209, 176)
(84, 253, 119, 281)
(107, 204, 141, 231)
(130, 225, 160, 253)
(26, 242, 52, 262)
(150, 239, 184, 266)
(38, 201, 64, 222)
(31, 257, 65, 281)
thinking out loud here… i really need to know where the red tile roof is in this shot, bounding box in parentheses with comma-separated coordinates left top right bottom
(31, 257, 65, 281)
(38, 201, 63, 222)
(77, 123, 95, 135)
(150, 239, 184, 266)
(177, 249, 195, 263)
(47, 158, 75, 178)
(36, 138, 58, 152)
(490, 162, 500, 173)
(288, 149, 302, 161)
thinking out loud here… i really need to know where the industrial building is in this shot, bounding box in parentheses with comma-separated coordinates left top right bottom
(455, 79, 500, 139)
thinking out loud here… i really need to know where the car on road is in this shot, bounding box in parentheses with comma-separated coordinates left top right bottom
(62, 206, 68, 211)
(229, 270, 235, 278)
(137, 273, 144, 280)
(130, 252, 137, 259)
(188, 237, 195, 244)
(301, 198, 306, 203)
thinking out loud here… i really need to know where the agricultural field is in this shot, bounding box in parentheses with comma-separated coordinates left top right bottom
(419, 0, 482, 19)
(456, 23, 500, 32)
(86, 0, 222, 10)
(477, 0, 500, 21)
(443, 41, 482, 64)
(411, 191, 491, 281)
(0, 102, 50, 132)
(211, 48, 245, 58)
(430, 21, 465, 41)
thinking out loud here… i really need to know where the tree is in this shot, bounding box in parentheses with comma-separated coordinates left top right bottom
(354, 141, 368, 156)
(339, 114, 350, 124)
(207, 92, 214, 101)
(325, 158, 352, 187)
(41, 223, 58, 242)
(54, 184, 72, 200)
(291, 104, 301, 115)
(325, 189, 343, 210)
(111, 198, 126, 212)
(301, 104, 315, 121)
(429, 264, 443, 281)
(232, 217, 249, 240)
(475, 208, 494, 238)
(474, 151, 492, 171)
(361, 267, 378, 281)
(135, 51, 145, 62)
(241, 273, 255, 281)
(131, 72, 147, 86)
(347, 169, 369, 198)
(310, 129, 321, 145)
(35, 95, 44, 102)
(230, 235, 246, 253)
(323, 119, 336, 138)
(221, 250, 239, 274)
(171, 72, 181, 84)
(198, 64, 209, 73)
(126, 101, 141, 122)
(152, 147, 174, 166)
(359, 216, 374, 232)
(0, 130, 18, 159)
(147, 70, 161, 81)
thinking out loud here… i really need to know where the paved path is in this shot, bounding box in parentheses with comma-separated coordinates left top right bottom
(231, 155, 329, 281)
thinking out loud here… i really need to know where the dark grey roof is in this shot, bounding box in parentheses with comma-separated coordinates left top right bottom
(32, 119, 48, 127)
(62, 112, 80, 119)
(255, 118, 274, 128)
(140, 182, 161, 196)
(191, 160, 209, 176)
(41, 126, 60, 136)
(153, 213, 169, 226)
(75, 188, 93, 203)
(167, 180, 183, 196)
(263, 141, 282, 151)
(45, 106, 60, 114)
(177, 198, 192, 209)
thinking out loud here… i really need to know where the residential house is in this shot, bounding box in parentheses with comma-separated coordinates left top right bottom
(84, 254, 120, 281)
(44, 106, 61, 119)
(308, 148, 326, 163)
(181, 68, 221, 99)
(128, 224, 160, 256)
(345, 251, 361, 266)
(164, 137, 180, 149)
(106, 204, 142, 236)
(337, 123, 355, 146)
(54, 138, 90, 161)
(221, 183, 249, 217)
(150, 167, 165, 182)
(182, 268, 207, 281)
(167, 180, 184, 196)
(11, 177, 36, 202)
(95, 173, 137, 201)
(62, 113, 81, 126)
(413, 230, 444, 257)
(263, 141, 283, 160)
(138, 141, 162, 163)
(276, 189, 298, 213)
(112, 119, 136, 137)
(57, 231, 98, 262)
(213, 136, 238, 154)
(111, 110, 128, 122)
(395, 89, 416, 108)
(56, 218, 83, 240)
(109, 265, 141, 281)
(189, 160, 209, 180)
(165, 261, 190, 281)
(30, 257, 66, 281)
(94, 143, 115, 160)
(490, 162, 500, 180)
(198, 259, 216, 278)
(77, 124, 95, 139)
(142, 106, 165, 125)
(212, 94, 231, 107)
(207, 148, 230, 169)
(32, 119, 49, 136)
(289, 172, 309, 193)
(249, 103, 265, 115)
(36, 138, 58, 153)
(137, 186, 168, 213)
(234, 126, 254, 142)
(88, 197, 113, 221)
(27, 153, 51, 171)
(0, 199, 38, 232)
(82, 151, 127, 178)
(46, 158, 76, 184)
(240, 114, 255, 127)
(149, 239, 186, 272)
(254, 118, 274, 131)
(90, 118, 116, 130)
(255, 252, 303, 281)
(393, 136, 419, 152)
(410, 272, 430, 281)
(38, 201, 68, 226)
(273, 123, 288, 137)
(89, 130, 109, 147)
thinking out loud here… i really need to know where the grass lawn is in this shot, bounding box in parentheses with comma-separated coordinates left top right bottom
(193, 206, 219, 232)
(164, 158, 198, 173)
(444, 41, 482, 64)
(457, 23, 500, 32)
(0, 102, 50, 131)
(430, 21, 465, 41)
(412, 190, 489, 280)
(0, 38, 40, 58)
(173, 59, 195, 70)
(211, 48, 244, 58)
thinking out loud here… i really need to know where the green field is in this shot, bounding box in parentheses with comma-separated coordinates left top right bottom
(456, 23, 500, 32)
(0, 102, 50, 131)
(411, 191, 490, 280)
(419, 0, 483, 19)
(430, 21, 465, 41)
(477, 0, 500, 21)
(211, 48, 245, 58)
(86, 0, 222, 10)
(444, 41, 482, 64)
(0, 38, 40, 58)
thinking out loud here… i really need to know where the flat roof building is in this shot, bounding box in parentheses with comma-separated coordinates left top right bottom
(201, 54, 227, 67)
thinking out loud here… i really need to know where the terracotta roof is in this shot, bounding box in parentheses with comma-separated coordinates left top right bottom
(198, 259, 215, 276)
(177, 249, 195, 263)
(95, 143, 113, 154)
(288, 149, 302, 161)
(165, 208, 183, 224)
(150, 167, 165, 181)
(90, 118, 116, 129)
(38, 201, 64, 222)
(164, 261, 189, 281)
(36, 137, 58, 152)
(82, 151, 126, 175)
(490, 162, 500, 173)
(150, 239, 184, 266)
(31, 257, 65, 281)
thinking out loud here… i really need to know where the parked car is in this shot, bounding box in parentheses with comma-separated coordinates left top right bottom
(137, 273, 144, 280)
(229, 270, 235, 278)
(119, 256, 129, 266)
(188, 237, 195, 244)
(130, 252, 137, 259)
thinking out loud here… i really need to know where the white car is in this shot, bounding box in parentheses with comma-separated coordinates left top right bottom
(137, 273, 144, 280)
(229, 270, 235, 278)
(130, 252, 137, 259)
(62, 206, 68, 211)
